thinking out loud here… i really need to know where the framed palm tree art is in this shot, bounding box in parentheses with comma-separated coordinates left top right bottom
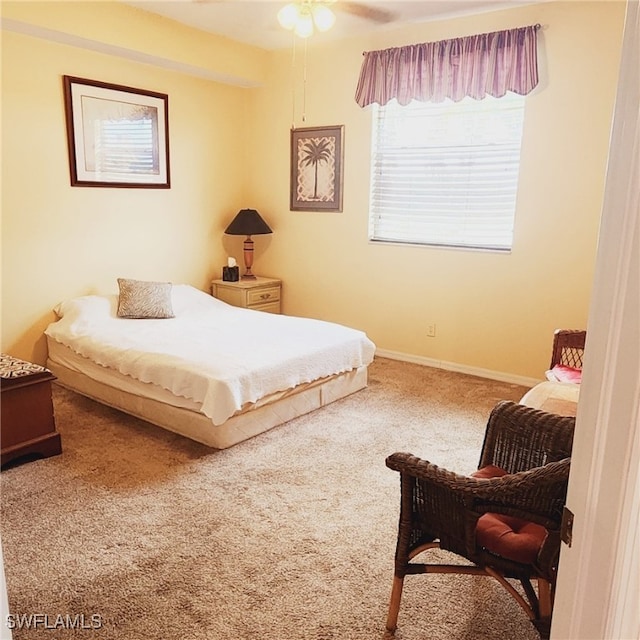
(290, 125, 344, 212)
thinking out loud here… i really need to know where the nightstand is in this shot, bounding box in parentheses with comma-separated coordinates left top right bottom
(211, 276, 282, 314)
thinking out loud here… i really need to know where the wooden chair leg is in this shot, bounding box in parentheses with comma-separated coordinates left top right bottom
(538, 578, 552, 619)
(520, 578, 541, 619)
(532, 578, 553, 640)
(386, 574, 405, 634)
(485, 566, 536, 620)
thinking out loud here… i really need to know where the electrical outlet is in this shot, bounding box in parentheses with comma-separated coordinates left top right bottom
(426, 323, 436, 338)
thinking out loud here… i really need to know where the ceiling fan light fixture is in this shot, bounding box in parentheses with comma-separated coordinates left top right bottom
(311, 4, 336, 32)
(278, 1, 336, 38)
(277, 3, 300, 30)
(293, 11, 314, 38)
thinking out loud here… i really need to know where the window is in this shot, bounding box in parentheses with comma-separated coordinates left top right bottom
(368, 94, 525, 251)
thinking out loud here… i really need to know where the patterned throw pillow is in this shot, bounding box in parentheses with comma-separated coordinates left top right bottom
(117, 278, 175, 319)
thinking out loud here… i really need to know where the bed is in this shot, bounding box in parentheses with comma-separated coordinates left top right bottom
(45, 282, 376, 449)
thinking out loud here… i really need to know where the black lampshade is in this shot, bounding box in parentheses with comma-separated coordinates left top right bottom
(224, 209, 272, 236)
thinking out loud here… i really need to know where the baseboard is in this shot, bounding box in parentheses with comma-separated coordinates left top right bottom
(374, 348, 540, 389)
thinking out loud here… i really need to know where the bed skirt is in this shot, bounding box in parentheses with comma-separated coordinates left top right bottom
(46, 343, 368, 449)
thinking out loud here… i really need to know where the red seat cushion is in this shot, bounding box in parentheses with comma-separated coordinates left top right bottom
(476, 513, 548, 565)
(471, 465, 508, 479)
(472, 465, 548, 565)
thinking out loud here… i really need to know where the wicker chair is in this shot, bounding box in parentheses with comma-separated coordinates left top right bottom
(550, 329, 586, 371)
(385, 401, 575, 639)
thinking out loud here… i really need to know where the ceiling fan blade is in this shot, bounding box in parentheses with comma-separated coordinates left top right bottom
(336, 2, 397, 24)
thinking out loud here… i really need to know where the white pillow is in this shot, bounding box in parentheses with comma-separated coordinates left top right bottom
(52, 283, 224, 325)
(54, 294, 117, 321)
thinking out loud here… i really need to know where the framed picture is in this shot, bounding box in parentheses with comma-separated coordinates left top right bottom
(290, 125, 344, 212)
(63, 76, 170, 188)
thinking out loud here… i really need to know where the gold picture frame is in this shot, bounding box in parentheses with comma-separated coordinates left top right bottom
(290, 125, 344, 212)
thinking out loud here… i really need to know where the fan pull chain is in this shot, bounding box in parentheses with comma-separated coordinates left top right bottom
(290, 30, 297, 129)
(302, 37, 308, 123)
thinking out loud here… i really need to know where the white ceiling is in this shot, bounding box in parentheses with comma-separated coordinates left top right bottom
(122, 0, 544, 50)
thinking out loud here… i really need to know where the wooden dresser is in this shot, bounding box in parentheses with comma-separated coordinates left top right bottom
(1, 354, 62, 468)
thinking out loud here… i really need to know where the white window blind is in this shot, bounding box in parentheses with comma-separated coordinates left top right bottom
(369, 94, 525, 251)
(93, 118, 158, 175)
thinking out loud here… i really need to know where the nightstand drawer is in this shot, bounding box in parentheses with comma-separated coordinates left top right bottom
(247, 286, 280, 306)
(211, 276, 282, 314)
(251, 301, 281, 314)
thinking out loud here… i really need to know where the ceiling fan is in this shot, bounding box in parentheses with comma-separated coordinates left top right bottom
(324, 1, 397, 24)
(193, 0, 397, 40)
(277, 0, 396, 38)
(196, 0, 396, 25)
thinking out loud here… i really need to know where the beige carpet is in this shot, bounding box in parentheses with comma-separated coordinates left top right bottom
(1, 357, 541, 640)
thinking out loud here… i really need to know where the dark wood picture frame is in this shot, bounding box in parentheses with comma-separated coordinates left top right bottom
(63, 76, 170, 188)
(290, 125, 344, 212)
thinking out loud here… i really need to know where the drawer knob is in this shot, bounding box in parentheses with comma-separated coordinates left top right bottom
(260, 293, 271, 299)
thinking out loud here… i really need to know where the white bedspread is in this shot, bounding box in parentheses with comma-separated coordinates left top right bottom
(45, 285, 376, 425)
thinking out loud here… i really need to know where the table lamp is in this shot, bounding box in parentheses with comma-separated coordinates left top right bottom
(224, 209, 273, 279)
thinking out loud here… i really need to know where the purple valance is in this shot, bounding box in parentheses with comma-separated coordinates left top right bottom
(355, 25, 540, 107)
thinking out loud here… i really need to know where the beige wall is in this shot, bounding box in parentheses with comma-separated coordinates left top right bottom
(247, 1, 625, 381)
(1, 3, 261, 364)
(1, 1, 626, 382)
